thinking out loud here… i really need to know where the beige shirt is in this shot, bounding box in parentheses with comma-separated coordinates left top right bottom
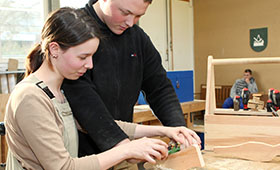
(4, 74, 136, 170)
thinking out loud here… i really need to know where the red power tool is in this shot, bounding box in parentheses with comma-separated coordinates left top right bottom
(268, 88, 275, 102)
(272, 90, 280, 111)
(241, 88, 250, 110)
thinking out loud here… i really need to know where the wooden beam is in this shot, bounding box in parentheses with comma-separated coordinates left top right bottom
(213, 141, 280, 162)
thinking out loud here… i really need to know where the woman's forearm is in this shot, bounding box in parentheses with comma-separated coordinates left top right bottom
(97, 144, 129, 170)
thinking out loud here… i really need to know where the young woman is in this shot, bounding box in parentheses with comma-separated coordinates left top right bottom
(4, 7, 199, 170)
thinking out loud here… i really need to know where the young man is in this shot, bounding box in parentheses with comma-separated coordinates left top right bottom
(222, 69, 258, 108)
(62, 0, 200, 158)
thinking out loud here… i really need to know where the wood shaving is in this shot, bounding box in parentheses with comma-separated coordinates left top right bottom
(154, 165, 174, 170)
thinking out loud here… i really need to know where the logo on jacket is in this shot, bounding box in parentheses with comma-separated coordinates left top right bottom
(130, 53, 137, 58)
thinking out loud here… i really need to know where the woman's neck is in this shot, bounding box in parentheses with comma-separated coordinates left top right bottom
(34, 61, 65, 102)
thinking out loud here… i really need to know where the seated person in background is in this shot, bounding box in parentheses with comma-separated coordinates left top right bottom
(222, 69, 258, 109)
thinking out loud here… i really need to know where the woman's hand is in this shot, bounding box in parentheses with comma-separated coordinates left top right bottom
(121, 137, 168, 164)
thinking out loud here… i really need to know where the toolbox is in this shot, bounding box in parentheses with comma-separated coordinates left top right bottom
(205, 56, 280, 151)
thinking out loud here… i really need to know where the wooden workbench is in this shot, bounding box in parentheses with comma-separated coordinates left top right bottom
(199, 151, 280, 170)
(133, 100, 205, 128)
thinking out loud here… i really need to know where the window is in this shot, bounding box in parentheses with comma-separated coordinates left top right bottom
(0, 0, 44, 61)
(60, 0, 88, 8)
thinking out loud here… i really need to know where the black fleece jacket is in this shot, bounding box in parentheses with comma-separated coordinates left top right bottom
(62, 0, 186, 156)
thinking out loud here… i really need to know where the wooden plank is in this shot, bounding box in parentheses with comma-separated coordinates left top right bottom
(0, 94, 9, 164)
(213, 141, 280, 162)
(144, 145, 205, 170)
(0, 94, 10, 122)
(0, 75, 8, 94)
(7, 59, 18, 93)
(7, 74, 16, 92)
(7, 59, 18, 71)
(214, 108, 273, 116)
(212, 57, 280, 65)
(0, 70, 25, 75)
(133, 107, 156, 123)
(205, 55, 213, 115)
(204, 114, 280, 151)
(181, 100, 205, 113)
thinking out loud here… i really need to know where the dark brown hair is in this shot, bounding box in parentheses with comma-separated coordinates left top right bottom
(244, 69, 252, 75)
(25, 7, 100, 77)
(144, 0, 152, 3)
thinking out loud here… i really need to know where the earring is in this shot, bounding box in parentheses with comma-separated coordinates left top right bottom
(52, 54, 58, 59)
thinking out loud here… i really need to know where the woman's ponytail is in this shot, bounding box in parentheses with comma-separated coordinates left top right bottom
(24, 43, 44, 77)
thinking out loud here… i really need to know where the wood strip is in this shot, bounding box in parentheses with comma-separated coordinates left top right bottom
(205, 55, 213, 115)
(0, 75, 8, 94)
(213, 141, 280, 162)
(214, 108, 273, 116)
(211, 60, 216, 111)
(7, 59, 18, 93)
(144, 145, 205, 170)
(0, 70, 25, 75)
(212, 57, 280, 65)
(205, 114, 280, 151)
(0, 94, 9, 164)
(0, 94, 10, 122)
(7, 74, 16, 93)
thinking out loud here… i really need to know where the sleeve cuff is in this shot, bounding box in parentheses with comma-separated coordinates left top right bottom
(74, 155, 101, 170)
(115, 120, 137, 140)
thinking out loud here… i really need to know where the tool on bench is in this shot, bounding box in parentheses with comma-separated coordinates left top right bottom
(272, 90, 280, 111)
(270, 106, 279, 117)
(268, 88, 275, 102)
(241, 88, 250, 110)
(233, 95, 240, 111)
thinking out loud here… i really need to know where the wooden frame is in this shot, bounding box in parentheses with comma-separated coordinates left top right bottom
(204, 56, 280, 150)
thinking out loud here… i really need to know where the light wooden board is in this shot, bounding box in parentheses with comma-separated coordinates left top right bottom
(0, 93, 10, 122)
(7, 59, 18, 93)
(144, 145, 204, 170)
(214, 108, 273, 116)
(205, 114, 280, 151)
(0, 94, 9, 164)
(213, 141, 280, 162)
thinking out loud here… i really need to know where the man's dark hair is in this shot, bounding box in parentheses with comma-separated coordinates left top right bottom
(244, 69, 252, 75)
(144, 0, 152, 3)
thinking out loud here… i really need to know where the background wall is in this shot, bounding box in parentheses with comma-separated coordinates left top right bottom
(140, 0, 194, 71)
(194, 0, 280, 98)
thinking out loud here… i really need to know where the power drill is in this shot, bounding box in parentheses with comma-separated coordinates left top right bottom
(241, 88, 250, 110)
(268, 88, 275, 102)
(272, 90, 280, 111)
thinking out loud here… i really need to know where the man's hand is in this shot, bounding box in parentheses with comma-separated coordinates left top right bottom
(162, 126, 201, 149)
(245, 77, 250, 84)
